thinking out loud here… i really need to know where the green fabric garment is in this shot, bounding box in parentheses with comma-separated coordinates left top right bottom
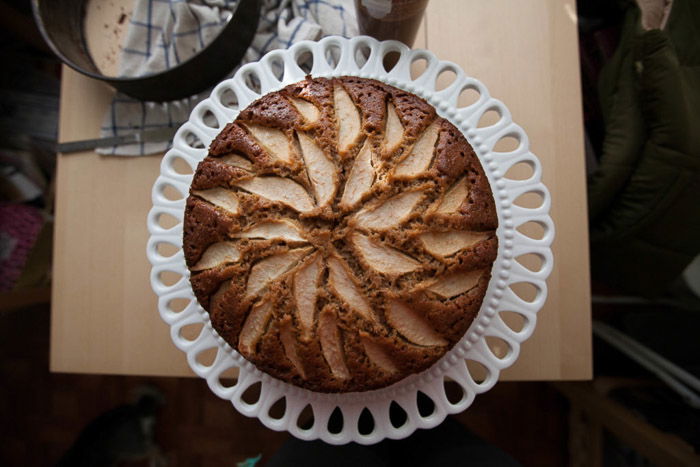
(589, 0, 700, 297)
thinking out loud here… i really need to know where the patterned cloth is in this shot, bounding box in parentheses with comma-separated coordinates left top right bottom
(98, 0, 357, 156)
(0, 204, 44, 291)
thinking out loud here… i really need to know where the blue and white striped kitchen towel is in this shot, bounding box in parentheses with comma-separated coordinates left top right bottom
(98, 0, 357, 156)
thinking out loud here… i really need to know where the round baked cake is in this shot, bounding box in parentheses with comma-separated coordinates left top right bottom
(183, 76, 498, 393)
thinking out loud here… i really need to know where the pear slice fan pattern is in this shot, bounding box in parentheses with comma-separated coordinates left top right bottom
(183, 76, 498, 392)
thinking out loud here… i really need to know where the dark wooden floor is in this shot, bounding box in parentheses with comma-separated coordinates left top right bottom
(1, 305, 569, 466)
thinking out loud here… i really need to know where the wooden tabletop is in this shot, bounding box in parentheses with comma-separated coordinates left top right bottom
(51, 0, 592, 380)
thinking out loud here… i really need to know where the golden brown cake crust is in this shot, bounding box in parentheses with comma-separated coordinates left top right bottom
(183, 76, 498, 392)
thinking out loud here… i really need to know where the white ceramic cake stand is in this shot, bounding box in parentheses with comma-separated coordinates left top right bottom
(147, 36, 554, 445)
